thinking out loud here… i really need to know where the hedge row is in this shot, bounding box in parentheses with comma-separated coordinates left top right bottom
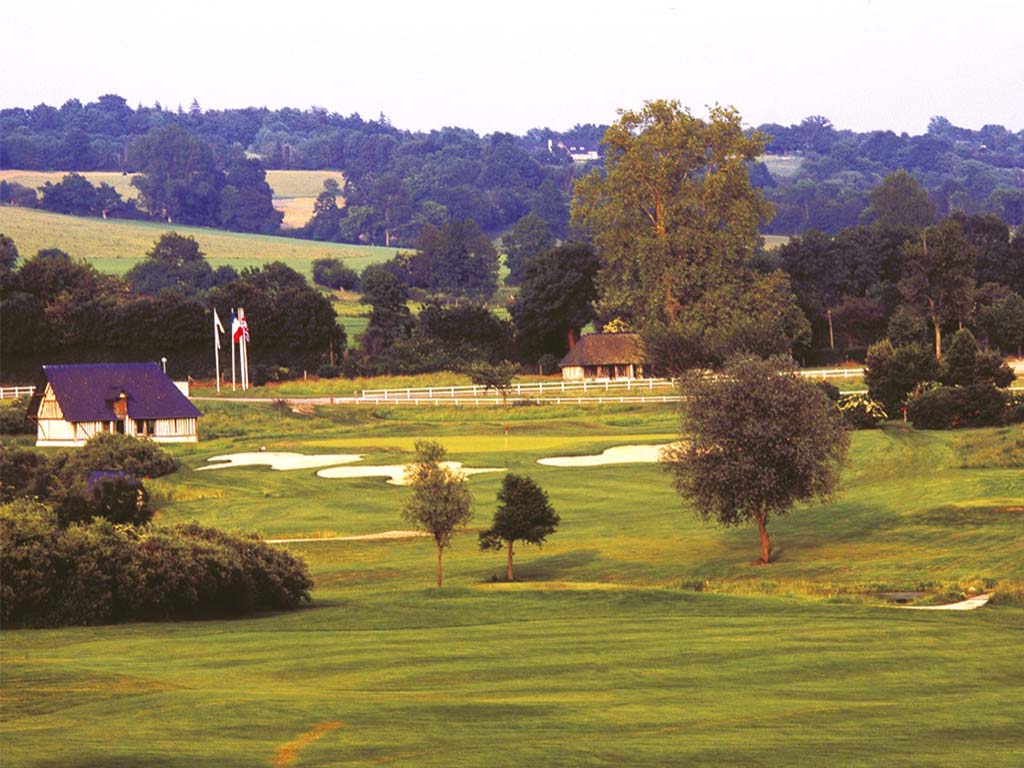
(0, 502, 312, 627)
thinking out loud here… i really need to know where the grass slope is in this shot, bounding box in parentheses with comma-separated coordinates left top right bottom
(2, 406, 1022, 767)
(0, 206, 395, 279)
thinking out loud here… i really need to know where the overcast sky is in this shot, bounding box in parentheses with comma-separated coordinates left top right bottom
(6, 0, 1023, 135)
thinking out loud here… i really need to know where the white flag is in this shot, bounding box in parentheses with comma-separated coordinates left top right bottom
(213, 308, 225, 350)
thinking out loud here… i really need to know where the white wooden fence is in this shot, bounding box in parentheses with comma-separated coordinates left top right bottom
(0, 385, 35, 400)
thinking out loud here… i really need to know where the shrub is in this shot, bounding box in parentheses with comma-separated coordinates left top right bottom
(312, 257, 359, 291)
(317, 364, 342, 379)
(0, 506, 312, 627)
(62, 432, 177, 480)
(816, 381, 841, 402)
(837, 395, 887, 428)
(56, 475, 153, 528)
(865, 340, 941, 414)
(906, 384, 1008, 429)
(975, 348, 1015, 387)
(0, 396, 34, 435)
(537, 353, 560, 375)
(0, 447, 52, 502)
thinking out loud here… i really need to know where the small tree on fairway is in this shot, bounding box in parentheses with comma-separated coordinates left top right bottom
(662, 357, 850, 565)
(467, 361, 519, 407)
(479, 474, 560, 581)
(402, 440, 473, 587)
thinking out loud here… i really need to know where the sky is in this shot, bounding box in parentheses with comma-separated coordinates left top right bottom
(5, 0, 1023, 136)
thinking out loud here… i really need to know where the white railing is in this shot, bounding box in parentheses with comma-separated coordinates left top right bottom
(360, 368, 865, 401)
(0, 385, 35, 400)
(357, 394, 685, 406)
(361, 377, 673, 400)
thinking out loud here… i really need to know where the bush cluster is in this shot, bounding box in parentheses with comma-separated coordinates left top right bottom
(0, 503, 313, 627)
(906, 384, 1009, 429)
(0, 396, 34, 435)
(836, 394, 887, 429)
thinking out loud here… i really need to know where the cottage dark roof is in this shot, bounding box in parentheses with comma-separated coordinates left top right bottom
(558, 333, 645, 368)
(35, 363, 200, 423)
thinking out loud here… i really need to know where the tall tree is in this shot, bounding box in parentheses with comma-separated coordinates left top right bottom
(860, 170, 935, 229)
(128, 124, 223, 225)
(416, 219, 499, 301)
(572, 101, 771, 326)
(503, 213, 555, 285)
(401, 440, 473, 587)
(899, 218, 976, 358)
(359, 264, 414, 354)
(479, 474, 560, 581)
(662, 357, 849, 565)
(510, 243, 600, 360)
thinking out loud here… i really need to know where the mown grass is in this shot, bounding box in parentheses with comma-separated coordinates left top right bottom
(3, 405, 1022, 766)
(0, 206, 396, 279)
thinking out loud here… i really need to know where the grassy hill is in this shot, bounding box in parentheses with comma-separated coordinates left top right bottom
(2, 405, 1021, 766)
(0, 205, 394, 279)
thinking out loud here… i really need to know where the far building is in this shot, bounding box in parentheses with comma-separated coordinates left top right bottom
(28, 363, 201, 447)
(558, 332, 647, 380)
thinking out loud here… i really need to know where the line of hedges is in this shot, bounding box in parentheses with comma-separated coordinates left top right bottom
(0, 501, 313, 627)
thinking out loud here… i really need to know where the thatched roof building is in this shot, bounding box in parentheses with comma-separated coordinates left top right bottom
(558, 333, 647, 380)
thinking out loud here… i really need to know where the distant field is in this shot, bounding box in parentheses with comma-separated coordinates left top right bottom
(762, 154, 804, 178)
(266, 170, 344, 198)
(274, 196, 318, 228)
(0, 169, 139, 198)
(0, 206, 395, 279)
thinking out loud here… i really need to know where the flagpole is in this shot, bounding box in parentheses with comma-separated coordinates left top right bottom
(231, 308, 237, 392)
(240, 307, 249, 391)
(214, 312, 221, 394)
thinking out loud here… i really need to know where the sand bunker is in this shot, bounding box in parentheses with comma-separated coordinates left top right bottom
(266, 530, 428, 544)
(902, 593, 991, 611)
(317, 461, 505, 486)
(537, 443, 675, 467)
(198, 452, 363, 471)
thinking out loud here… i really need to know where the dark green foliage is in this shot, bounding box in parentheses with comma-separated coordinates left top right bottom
(0, 447, 52, 502)
(643, 271, 811, 374)
(511, 243, 599, 360)
(61, 432, 178, 480)
(0, 396, 34, 435)
(816, 381, 841, 401)
(503, 213, 555, 285)
(941, 329, 978, 387)
(0, 181, 38, 207)
(906, 384, 1008, 429)
(480, 474, 560, 581)
(358, 264, 414, 354)
(416, 302, 513, 364)
(412, 219, 499, 301)
(865, 340, 942, 414)
(0, 506, 312, 627)
(56, 475, 152, 528)
(312, 257, 359, 291)
(125, 233, 217, 297)
(886, 305, 929, 347)
(860, 170, 935, 229)
(975, 349, 1015, 388)
(317, 364, 342, 379)
(662, 357, 850, 564)
(38, 172, 128, 218)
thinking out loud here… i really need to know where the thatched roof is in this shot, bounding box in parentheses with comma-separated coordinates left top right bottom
(558, 333, 644, 368)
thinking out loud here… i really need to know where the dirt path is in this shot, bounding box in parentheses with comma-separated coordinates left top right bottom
(273, 722, 344, 767)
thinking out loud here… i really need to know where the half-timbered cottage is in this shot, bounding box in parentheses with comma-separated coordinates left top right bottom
(29, 363, 201, 447)
(558, 333, 647, 380)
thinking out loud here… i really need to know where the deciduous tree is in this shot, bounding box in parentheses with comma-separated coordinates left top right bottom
(402, 440, 473, 587)
(662, 357, 849, 565)
(479, 474, 560, 581)
(572, 100, 772, 327)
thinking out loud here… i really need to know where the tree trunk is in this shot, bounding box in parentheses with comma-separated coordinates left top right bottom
(436, 544, 443, 588)
(756, 513, 771, 565)
(507, 540, 514, 581)
(933, 317, 942, 360)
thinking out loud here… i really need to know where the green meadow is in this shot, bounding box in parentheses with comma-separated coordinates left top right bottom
(0, 206, 396, 280)
(3, 403, 1022, 766)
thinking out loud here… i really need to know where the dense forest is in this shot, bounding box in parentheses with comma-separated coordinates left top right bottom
(3, 95, 1021, 242)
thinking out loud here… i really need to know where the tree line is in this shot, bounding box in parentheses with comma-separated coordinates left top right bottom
(0, 233, 344, 380)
